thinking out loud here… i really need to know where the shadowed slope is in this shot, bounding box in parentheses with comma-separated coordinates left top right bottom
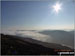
(1, 34, 73, 55)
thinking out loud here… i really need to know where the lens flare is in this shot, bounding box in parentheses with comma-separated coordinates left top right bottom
(53, 2, 62, 13)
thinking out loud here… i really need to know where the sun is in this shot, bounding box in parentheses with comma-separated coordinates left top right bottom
(53, 2, 62, 13)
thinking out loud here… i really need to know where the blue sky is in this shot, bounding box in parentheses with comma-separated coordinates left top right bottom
(1, 0, 75, 30)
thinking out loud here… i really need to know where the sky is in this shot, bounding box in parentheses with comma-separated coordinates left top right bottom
(1, 0, 75, 31)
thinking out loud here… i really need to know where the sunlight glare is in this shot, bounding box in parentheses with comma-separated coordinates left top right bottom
(53, 2, 62, 13)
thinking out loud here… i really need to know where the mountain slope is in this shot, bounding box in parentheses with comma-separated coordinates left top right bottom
(1, 34, 74, 55)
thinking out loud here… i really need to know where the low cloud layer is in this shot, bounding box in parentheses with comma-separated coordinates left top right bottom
(15, 31, 53, 42)
(1, 30, 74, 49)
(2, 30, 52, 42)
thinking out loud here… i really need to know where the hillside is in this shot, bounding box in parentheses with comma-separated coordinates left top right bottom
(1, 34, 74, 55)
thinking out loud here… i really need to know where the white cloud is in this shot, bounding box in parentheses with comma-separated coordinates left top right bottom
(1, 27, 74, 49)
(1, 29, 52, 42)
(16, 31, 52, 41)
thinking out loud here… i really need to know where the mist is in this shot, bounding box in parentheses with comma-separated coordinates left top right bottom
(1, 30, 74, 49)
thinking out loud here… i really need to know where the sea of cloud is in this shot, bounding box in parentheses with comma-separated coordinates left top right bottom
(1, 30, 74, 49)
(2, 30, 53, 42)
